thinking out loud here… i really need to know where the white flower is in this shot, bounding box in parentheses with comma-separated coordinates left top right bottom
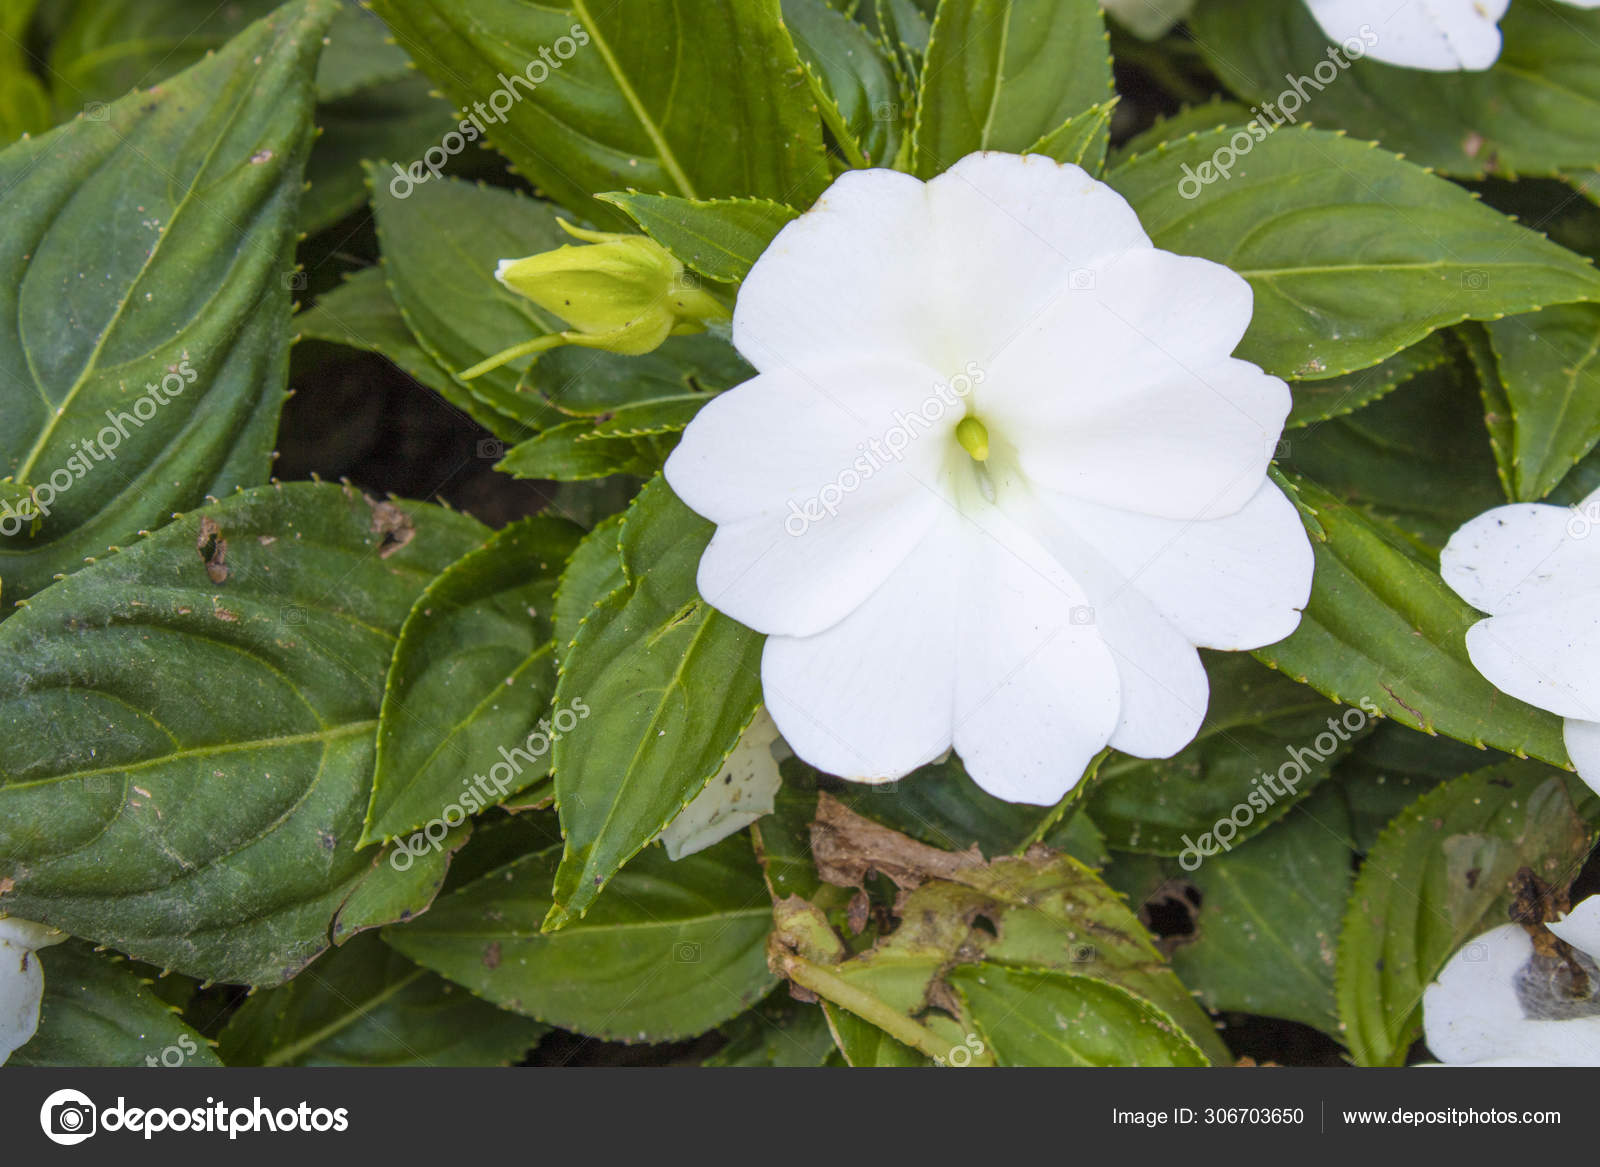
(0, 918, 66, 1065)
(1304, 0, 1600, 73)
(660, 707, 785, 860)
(664, 153, 1313, 805)
(1423, 896, 1600, 1065)
(1102, 0, 1196, 40)
(1440, 488, 1600, 797)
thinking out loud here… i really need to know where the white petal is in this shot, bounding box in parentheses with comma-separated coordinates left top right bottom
(1304, 0, 1508, 71)
(1423, 923, 1534, 1064)
(732, 168, 934, 371)
(660, 708, 784, 860)
(1562, 718, 1600, 800)
(1548, 895, 1600, 964)
(922, 154, 1153, 369)
(981, 251, 1286, 520)
(951, 506, 1122, 804)
(1440, 495, 1600, 616)
(0, 920, 64, 1066)
(760, 514, 966, 780)
(1102, 0, 1196, 39)
(1463, 588, 1600, 722)
(1048, 479, 1313, 651)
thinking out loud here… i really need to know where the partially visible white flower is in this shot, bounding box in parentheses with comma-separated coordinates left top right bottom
(1423, 896, 1600, 1065)
(1102, 0, 1195, 39)
(664, 153, 1313, 806)
(1440, 488, 1600, 797)
(0, 918, 66, 1065)
(1304, 0, 1600, 73)
(660, 708, 785, 860)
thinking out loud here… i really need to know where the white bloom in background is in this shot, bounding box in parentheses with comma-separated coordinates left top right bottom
(1440, 489, 1600, 796)
(664, 152, 1313, 805)
(1102, 0, 1195, 40)
(1423, 896, 1600, 1065)
(1304, 0, 1600, 72)
(661, 707, 786, 860)
(0, 918, 66, 1065)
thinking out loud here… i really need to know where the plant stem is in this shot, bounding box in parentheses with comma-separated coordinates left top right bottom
(780, 954, 959, 1063)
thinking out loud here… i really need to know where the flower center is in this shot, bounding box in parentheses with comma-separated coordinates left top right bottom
(955, 415, 990, 462)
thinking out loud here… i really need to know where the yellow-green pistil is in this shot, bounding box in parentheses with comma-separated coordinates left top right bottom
(955, 415, 990, 462)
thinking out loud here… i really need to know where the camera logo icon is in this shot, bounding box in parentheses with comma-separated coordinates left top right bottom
(40, 1088, 97, 1145)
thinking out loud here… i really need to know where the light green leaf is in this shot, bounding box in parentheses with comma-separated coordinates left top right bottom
(11, 942, 221, 1067)
(0, 0, 336, 606)
(0, 483, 486, 986)
(1190, 0, 1600, 177)
(499, 421, 682, 483)
(1258, 475, 1569, 766)
(546, 477, 764, 926)
(1486, 304, 1600, 500)
(1336, 763, 1595, 1066)
(599, 193, 799, 284)
(783, 0, 902, 167)
(913, 0, 1112, 177)
(368, 0, 829, 220)
(365, 516, 583, 845)
(1110, 97, 1252, 165)
(950, 964, 1208, 1067)
(552, 513, 625, 653)
(217, 932, 547, 1066)
(1024, 97, 1117, 173)
(385, 837, 777, 1041)
(1106, 126, 1600, 379)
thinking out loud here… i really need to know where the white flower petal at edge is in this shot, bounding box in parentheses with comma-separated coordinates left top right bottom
(664, 153, 1314, 806)
(0, 918, 66, 1065)
(1303, 0, 1600, 73)
(1423, 897, 1600, 1065)
(660, 707, 786, 861)
(1440, 488, 1600, 797)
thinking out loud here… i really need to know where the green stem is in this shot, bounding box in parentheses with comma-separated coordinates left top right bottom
(458, 333, 567, 381)
(782, 954, 971, 1064)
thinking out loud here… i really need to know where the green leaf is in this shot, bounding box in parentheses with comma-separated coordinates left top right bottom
(385, 837, 777, 1041)
(1336, 762, 1595, 1066)
(599, 193, 799, 284)
(47, 0, 280, 99)
(1169, 785, 1353, 1037)
(783, 0, 902, 167)
(367, 0, 829, 220)
(365, 516, 583, 844)
(1258, 475, 1569, 767)
(1086, 653, 1357, 855)
(1332, 722, 1501, 855)
(12, 942, 221, 1067)
(1024, 98, 1117, 173)
(705, 995, 838, 1066)
(1190, 0, 1600, 178)
(1486, 304, 1600, 500)
(912, 0, 1111, 178)
(1110, 97, 1253, 165)
(296, 268, 533, 440)
(552, 513, 625, 653)
(0, 0, 337, 606)
(1106, 126, 1600, 379)
(0, 483, 486, 986)
(950, 964, 1208, 1067)
(824, 754, 1045, 855)
(499, 422, 681, 482)
(1282, 361, 1505, 549)
(217, 932, 547, 1066)
(546, 477, 764, 927)
(1285, 333, 1450, 429)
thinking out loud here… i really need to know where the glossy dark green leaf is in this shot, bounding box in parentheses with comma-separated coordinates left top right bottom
(912, 0, 1112, 177)
(365, 516, 583, 844)
(1486, 304, 1600, 500)
(217, 932, 547, 1066)
(0, 0, 335, 605)
(546, 477, 764, 926)
(552, 513, 625, 653)
(0, 483, 486, 986)
(1336, 763, 1595, 1065)
(12, 942, 220, 1067)
(1107, 126, 1600, 379)
(386, 837, 776, 1041)
(783, 0, 902, 167)
(1332, 722, 1501, 855)
(1285, 333, 1449, 429)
